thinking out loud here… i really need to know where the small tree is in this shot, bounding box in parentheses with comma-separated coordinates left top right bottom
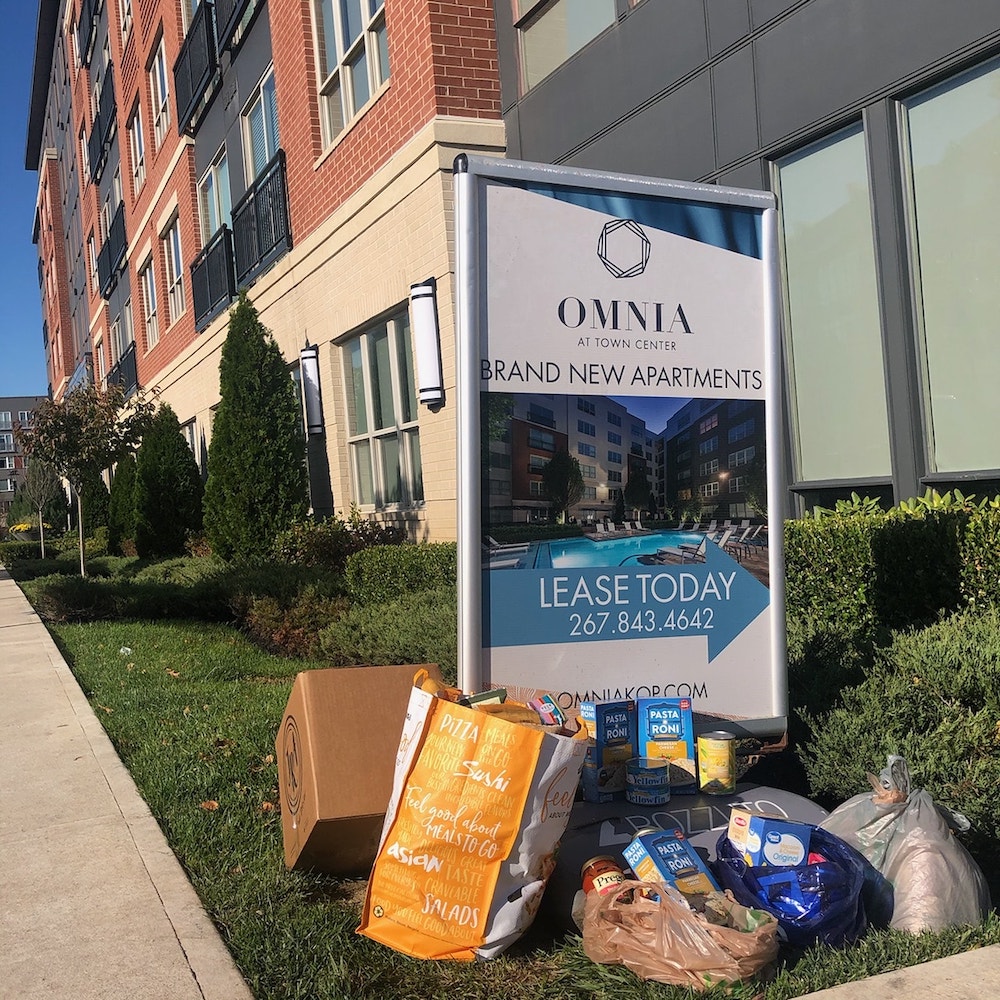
(541, 449, 584, 524)
(612, 489, 626, 525)
(624, 464, 651, 517)
(743, 455, 768, 518)
(108, 453, 138, 555)
(15, 385, 154, 576)
(203, 294, 308, 561)
(21, 458, 65, 558)
(134, 404, 204, 558)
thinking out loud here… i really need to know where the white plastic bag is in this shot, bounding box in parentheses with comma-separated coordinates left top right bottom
(821, 756, 991, 933)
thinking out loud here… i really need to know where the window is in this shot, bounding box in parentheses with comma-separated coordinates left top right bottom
(149, 41, 170, 147)
(728, 419, 755, 443)
(729, 446, 756, 468)
(314, 0, 389, 146)
(528, 454, 549, 473)
(579, 464, 596, 479)
(87, 232, 97, 294)
(18, 411, 32, 425)
(529, 480, 545, 496)
(578, 419, 595, 437)
(182, 0, 201, 33)
(527, 403, 554, 426)
(578, 441, 596, 458)
(577, 397, 595, 415)
(128, 105, 145, 190)
(676, 468, 691, 482)
(163, 217, 185, 323)
(903, 59, 1000, 473)
(677, 488, 692, 501)
(607, 469, 622, 483)
(699, 413, 718, 434)
(631, 424, 644, 438)
(1, 410, 12, 428)
(0, 433, 13, 452)
(0, 456, 14, 470)
(699, 458, 719, 476)
(0, 479, 13, 493)
(489, 479, 511, 496)
(79, 128, 90, 180)
(675, 449, 690, 464)
(608, 431, 621, 445)
(119, 0, 133, 37)
(698, 481, 721, 498)
(517, 0, 615, 91)
(730, 476, 745, 493)
(181, 419, 197, 455)
(199, 149, 231, 239)
(582, 485, 597, 500)
(777, 125, 889, 481)
(728, 399, 753, 418)
(139, 258, 159, 348)
(95, 338, 106, 384)
(244, 69, 280, 179)
(698, 436, 717, 455)
(528, 428, 556, 451)
(608, 450, 622, 465)
(607, 410, 621, 426)
(342, 309, 423, 508)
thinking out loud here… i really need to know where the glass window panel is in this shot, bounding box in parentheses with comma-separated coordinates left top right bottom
(323, 75, 345, 138)
(264, 74, 280, 153)
(340, 0, 363, 46)
(200, 172, 218, 234)
(369, 325, 393, 429)
(406, 428, 423, 501)
(218, 154, 231, 223)
(778, 127, 890, 481)
(396, 313, 417, 424)
(249, 101, 266, 176)
(521, 0, 616, 91)
(352, 440, 374, 504)
(380, 434, 402, 504)
(316, 0, 339, 77)
(348, 46, 370, 113)
(905, 60, 1000, 473)
(375, 18, 389, 84)
(347, 340, 367, 434)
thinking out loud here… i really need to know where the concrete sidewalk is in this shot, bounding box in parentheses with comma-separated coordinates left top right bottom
(0, 568, 252, 1000)
(2, 566, 998, 1000)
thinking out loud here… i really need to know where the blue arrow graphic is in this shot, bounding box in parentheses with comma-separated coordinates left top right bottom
(482, 540, 768, 662)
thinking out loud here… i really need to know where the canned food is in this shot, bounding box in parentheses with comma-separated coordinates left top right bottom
(697, 730, 737, 795)
(625, 757, 671, 805)
(581, 855, 626, 896)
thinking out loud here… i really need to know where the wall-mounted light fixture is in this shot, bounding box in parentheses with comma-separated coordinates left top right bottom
(299, 341, 324, 435)
(409, 276, 444, 407)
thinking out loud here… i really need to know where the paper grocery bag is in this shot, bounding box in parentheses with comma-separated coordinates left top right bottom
(357, 686, 588, 960)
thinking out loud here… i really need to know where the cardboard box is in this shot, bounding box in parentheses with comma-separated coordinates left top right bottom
(727, 806, 812, 867)
(622, 827, 720, 896)
(276, 663, 442, 874)
(636, 697, 697, 793)
(579, 700, 636, 802)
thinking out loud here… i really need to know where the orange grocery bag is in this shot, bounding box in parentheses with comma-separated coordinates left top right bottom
(357, 685, 588, 960)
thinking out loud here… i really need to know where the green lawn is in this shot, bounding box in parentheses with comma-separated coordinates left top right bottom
(50, 618, 1000, 1000)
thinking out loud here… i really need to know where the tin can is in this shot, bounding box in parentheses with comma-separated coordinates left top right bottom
(581, 855, 626, 896)
(697, 730, 737, 795)
(625, 757, 671, 805)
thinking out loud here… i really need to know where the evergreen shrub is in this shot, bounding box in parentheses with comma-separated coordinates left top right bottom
(344, 543, 457, 605)
(107, 453, 137, 555)
(318, 585, 458, 682)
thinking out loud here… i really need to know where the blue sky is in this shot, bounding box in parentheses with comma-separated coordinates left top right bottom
(0, 4, 50, 398)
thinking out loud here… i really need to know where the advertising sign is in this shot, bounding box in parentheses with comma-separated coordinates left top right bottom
(455, 157, 785, 736)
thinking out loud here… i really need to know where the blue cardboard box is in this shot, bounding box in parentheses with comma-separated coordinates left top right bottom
(727, 806, 812, 867)
(622, 827, 720, 896)
(636, 697, 696, 793)
(579, 700, 636, 802)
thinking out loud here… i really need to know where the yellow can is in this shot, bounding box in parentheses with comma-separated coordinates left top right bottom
(697, 731, 736, 795)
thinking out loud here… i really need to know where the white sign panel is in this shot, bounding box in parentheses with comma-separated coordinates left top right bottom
(455, 157, 785, 736)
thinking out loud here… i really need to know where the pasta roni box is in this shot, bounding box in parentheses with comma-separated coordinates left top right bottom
(727, 805, 812, 867)
(579, 699, 636, 802)
(636, 697, 697, 793)
(623, 827, 720, 897)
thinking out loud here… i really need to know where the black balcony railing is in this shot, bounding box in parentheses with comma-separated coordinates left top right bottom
(97, 202, 127, 299)
(88, 72, 117, 184)
(214, 0, 252, 52)
(174, 1, 218, 134)
(107, 341, 138, 398)
(77, 0, 104, 68)
(232, 150, 292, 288)
(191, 224, 236, 331)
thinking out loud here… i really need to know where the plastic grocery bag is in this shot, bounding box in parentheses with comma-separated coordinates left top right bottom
(821, 756, 991, 934)
(583, 882, 779, 989)
(714, 826, 869, 947)
(358, 685, 588, 960)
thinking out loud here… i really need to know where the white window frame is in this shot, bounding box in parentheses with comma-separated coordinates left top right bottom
(342, 308, 423, 511)
(87, 232, 98, 294)
(312, 0, 389, 147)
(198, 147, 231, 240)
(0, 433, 13, 452)
(162, 215, 185, 324)
(242, 68, 280, 181)
(128, 104, 146, 191)
(139, 256, 159, 349)
(118, 0, 133, 38)
(149, 40, 170, 148)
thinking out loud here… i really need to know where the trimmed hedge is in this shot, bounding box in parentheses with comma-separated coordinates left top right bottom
(344, 543, 456, 605)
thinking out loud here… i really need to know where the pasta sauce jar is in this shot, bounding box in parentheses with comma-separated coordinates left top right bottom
(581, 855, 626, 896)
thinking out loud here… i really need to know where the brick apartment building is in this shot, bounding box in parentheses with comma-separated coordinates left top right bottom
(27, 0, 506, 540)
(0, 398, 50, 521)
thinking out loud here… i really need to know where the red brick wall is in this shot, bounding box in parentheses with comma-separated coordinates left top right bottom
(271, 0, 502, 243)
(39, 157, 77, 397)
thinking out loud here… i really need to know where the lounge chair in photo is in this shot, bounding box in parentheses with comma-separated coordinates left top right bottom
(488, 554, 524, 569)
(745, 524, 768, 548)
(485, 535, 529, 553)
(634, 517, 645, 531)
(725, 526, 754, 562)
(594, 522, 608, 536)
(706, 520, 718, 533)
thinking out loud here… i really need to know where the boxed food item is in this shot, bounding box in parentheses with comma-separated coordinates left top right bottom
(636, 697, 697, 793)
(579, 699, 636, 803)
(727, 806, 812, 867)
(622, 827, 720, 897)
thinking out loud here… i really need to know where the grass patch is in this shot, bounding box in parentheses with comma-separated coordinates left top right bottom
(51, 617, 1000, 1000)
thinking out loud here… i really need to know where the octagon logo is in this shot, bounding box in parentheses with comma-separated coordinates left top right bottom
(280, 715, 303, 818)
(597, 219, 650, 278)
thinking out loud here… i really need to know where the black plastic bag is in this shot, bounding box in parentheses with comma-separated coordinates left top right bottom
(714, 826, 873, 948)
